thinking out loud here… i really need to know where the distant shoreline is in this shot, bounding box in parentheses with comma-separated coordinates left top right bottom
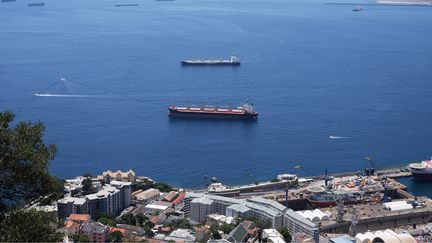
(377, 0, 432, 5)
(324, 1, 432, 6)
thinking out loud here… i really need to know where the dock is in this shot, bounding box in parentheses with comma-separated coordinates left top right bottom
(201, 165, 416, 211)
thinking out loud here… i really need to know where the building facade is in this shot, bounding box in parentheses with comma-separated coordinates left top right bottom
(184, 193, 319, 242)
(98, 170, 136, 183)
(81, 222, 110, 243)
(57, 197, 88, 218)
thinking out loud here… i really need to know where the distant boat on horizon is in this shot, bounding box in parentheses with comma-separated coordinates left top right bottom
(181, 55, 241, 66)
(114, 3, 138, 6)
(28, 2, 44, 6)
(353, 5, 362, 11)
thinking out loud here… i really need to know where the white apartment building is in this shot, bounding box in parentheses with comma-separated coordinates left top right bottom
(184, 192, 319, 242)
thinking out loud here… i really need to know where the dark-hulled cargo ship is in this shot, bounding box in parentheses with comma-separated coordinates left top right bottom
(168, 102, 258, 120)
(28, 2, 44, 6)
(181, 55, 240, 66)
(409, 159, 432, 181)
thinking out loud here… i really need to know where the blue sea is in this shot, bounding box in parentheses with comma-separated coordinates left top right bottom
(1, 0, 431, 188)
(396, 177, 432, 198)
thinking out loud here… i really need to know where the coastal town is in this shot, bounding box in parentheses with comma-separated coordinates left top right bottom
(1, 0, 431, 239)
(29, 159, 432, 243)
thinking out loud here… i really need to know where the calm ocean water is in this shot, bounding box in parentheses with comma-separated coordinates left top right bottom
(396, 177, 432, 198)
(1, 0, 431, 188)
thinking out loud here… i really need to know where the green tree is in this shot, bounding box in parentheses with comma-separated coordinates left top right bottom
(244, 216, 272, 229)
(144, 220, 155, 228)
(277, 227, 292, 242)
(0, 209, 64, 242)
(144, 226, 155, 237)
(0, 111, 65, 242)
(136, 213, 147, 226)
(98, 216, 117, 227)
(212, 230, 222, 239)
(219, 223, 234, 234)
(118, 213, 137, 225)
(109, 231, 124, 242)
(153, 182, 173, 192)
(0, 111, 63, 213)
(72, 234, 90, 242)
(81, 173, 95, 195)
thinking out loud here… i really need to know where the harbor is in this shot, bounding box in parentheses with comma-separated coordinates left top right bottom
(183, 161, 432, 241)
(2, 0, 432, 240)
(200, 164, 421, 212)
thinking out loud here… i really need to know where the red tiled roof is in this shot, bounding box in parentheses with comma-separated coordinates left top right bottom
(65, 220, 79, 229)
(110, 227, 127, 235)
(150, 216, 159, 224)
(160, 227, 171, 232)
(68, 214, 91, 222)
(171, 193, 185, 205)
(163, 191, 179, 202)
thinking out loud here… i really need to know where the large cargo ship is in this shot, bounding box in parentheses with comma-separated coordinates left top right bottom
(168, 102, 258, 120)
(181, 55, 240, 66)
(28, 2, 44, 6)
(409, 159, 432, 181)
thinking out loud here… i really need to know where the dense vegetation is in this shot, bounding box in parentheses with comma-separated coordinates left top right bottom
(133, 180, 173, 193)
(0, 209, 64, 242)
(278, 227, 292, 242)
(0, 111, 65, 242)
(163, 217, 192, 229)
(72, 234, 90, 242)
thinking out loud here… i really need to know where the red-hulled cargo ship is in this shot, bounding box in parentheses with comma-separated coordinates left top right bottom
(168, 102, 258, 120)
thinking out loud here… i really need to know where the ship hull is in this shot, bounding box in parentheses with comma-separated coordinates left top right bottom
(28, 2, 44, 6)
(411, 171, 432, 181)
(169, 109, 257, 120)
(181, 61, 240, 66)
(308, 200, 337, 208)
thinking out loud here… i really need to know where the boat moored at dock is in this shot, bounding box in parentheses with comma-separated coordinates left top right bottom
(168, 102, 258, 120)
(207, 174, 298, 197)
(181, 55, 240, 66)
(409, 159, 432, 181)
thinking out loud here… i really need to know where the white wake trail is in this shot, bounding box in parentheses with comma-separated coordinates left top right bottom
(35, 93, 97, 98)
(329, 136, 349, 139)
